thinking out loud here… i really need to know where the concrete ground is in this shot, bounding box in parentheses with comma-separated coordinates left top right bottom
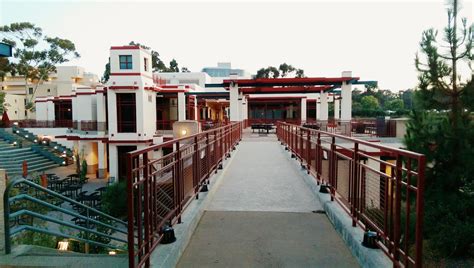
(177, 131, 359, 267)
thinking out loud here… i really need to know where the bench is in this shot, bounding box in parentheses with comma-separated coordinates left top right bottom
(251, 123, 274, 134)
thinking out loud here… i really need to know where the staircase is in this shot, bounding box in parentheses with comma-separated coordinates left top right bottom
(0, 139, 60, 175)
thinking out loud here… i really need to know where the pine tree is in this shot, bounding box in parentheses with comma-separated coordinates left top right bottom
(405, 0, 474, 258)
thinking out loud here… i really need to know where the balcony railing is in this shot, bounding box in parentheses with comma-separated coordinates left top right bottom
(277, 122, 425, 268)
(72, 121, 107, 132)
(126, 122, 243, 267)
(11, 120, 73, 128)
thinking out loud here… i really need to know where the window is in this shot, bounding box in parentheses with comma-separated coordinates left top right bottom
(116, 93, 136, 133)
(144, 57, 148, 72)
(28, 87, 33, 94)
(47, 89, 51, 93)
(119, 55, 133, 70)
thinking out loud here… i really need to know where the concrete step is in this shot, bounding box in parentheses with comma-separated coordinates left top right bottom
(0, 156, 44, 163)
(4, 163, 59, 175)
(0, 158, 53, 168)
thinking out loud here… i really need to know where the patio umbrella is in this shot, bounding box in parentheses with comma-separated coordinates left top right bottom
(1, 111, 10, 127)
(22, 160, 28, 178)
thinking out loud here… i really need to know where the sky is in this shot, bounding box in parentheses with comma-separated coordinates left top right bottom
(0, 0, 472, 91)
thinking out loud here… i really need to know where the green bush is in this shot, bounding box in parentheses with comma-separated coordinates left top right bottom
(101, 181, 127, 219)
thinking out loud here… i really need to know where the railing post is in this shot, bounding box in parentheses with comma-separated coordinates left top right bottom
(306, 129, 311, 173)
(1, 169, 9, 254)
(126, 154, 135, 268)
(316, 132, 321, 184)
(175, 141, 183, 223)
(330, 136, 336, 201)
(393, 155, 403, 266)
(351, 143, 359, 227)
(143, 152, 151, 267)
(415, 155, 425, 268)
(194, 136, 200, 197)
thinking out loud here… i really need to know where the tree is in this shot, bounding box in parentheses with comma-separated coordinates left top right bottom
(255, 64, 304, 78)
(278, 63, 295, 77)
(385, 99, 404, 111)
(0, 91, 5, 115)
(295, 69, 305, 78)
(0, 57, 15, 79)
(0, 22, 79, 114)
(101, 60, 110, 83)
(360, 95, 379, 110)
(406, 0, 474, 258)
(168, 59, 179, 72)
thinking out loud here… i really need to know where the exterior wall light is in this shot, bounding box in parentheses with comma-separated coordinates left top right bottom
(25, 135, 28, 138)
(108, 250, 117, 255)
(34, 139, 37, 143)
(54, 146, 58, 150)
(57, 240, 69, 251)
(13, 141, 17, 146)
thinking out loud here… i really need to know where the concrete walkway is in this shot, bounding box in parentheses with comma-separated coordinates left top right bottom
(177, 131, 359, 267)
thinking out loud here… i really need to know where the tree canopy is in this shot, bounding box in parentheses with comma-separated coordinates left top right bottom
(405, 0, 473, 259)
(255, 63, 305, 78)
(0, 22, 80, 113)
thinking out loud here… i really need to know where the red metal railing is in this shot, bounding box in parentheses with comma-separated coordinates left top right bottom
(72, 121, 107, 131)
(277, 122, 425, 268)
(126, 122, 243, 267)
(12, 120, 73, 128)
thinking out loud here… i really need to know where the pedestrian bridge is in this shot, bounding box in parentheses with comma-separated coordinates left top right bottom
(127, 122, 425, 268)
(1, 122, 425, 268)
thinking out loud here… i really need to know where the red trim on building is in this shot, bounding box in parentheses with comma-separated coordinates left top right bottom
(110, 72, 153, 79)
(158, 89, 187, 93)
(223, 77, 360, 86)
(110, 72, 141, 76)
(248, 96, 306, 101)
(110, 45, 140, 50)
(105, 139, 153, 144)
(108, 86, 139, 90)
(161, 85, 191, 89)
(239, 86, 332, 94)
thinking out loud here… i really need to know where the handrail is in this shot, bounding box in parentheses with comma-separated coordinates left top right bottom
(3, 178, 128, 254)
(281, 122, 423, 158)
(126, 121, 243, 267)
(277, 121, 425, 268)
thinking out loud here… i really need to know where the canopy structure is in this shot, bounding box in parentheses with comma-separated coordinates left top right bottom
(203, 73, 377, 132)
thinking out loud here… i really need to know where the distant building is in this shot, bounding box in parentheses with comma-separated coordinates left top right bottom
(202, 62, 250, 78)
(1, 66, 99, 120)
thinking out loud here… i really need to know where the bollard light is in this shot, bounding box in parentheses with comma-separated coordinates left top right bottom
(57, 240, 69, 251)
(108, 250, 116, 255)
(319, 185, 330, 194)
(160, 224, 176, 244)
(362, 231, 379, 249)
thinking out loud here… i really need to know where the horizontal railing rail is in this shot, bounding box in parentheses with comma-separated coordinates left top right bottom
(277, 122, 425, 268)
(3, 178, 128, 254)
(9, 120, 74, 128)
(127, 121, 243, 267)
(72, 121, 107, 132)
